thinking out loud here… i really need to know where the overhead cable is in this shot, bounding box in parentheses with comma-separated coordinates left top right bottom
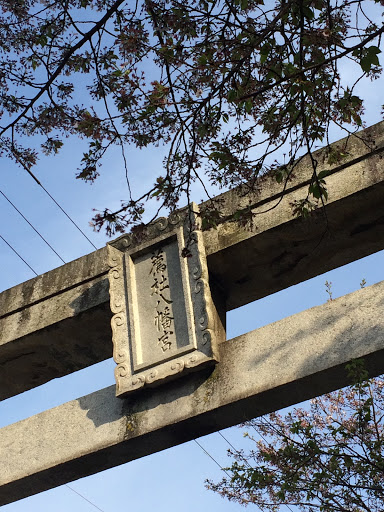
(11, 151, 98, 250)
(0, 234, 38, 276)
(193, 439, 231, 478)
(0, 189, 66, 264)
(218, 430, 295, 512)
(66, 484, 106, 512)
(218, 430, 254, 468)
(248, 425, 296, 512)
(37, 181, 98, 250)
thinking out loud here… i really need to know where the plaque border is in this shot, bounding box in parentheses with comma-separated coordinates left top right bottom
(107, 203, 219, 397)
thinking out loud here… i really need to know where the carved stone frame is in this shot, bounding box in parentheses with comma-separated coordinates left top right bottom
(107, 204, 219, 397)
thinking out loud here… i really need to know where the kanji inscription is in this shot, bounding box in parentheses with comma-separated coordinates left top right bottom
(152, 249, 174, 352)
(107, 204, 220, 397)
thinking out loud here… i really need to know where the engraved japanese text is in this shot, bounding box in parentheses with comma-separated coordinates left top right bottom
(150, 248, 174, 352)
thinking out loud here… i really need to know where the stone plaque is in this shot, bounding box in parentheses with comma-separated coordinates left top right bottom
(107, 204, 219, 397)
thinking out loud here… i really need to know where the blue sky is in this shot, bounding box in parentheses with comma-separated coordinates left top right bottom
(1, 26, 384, 512)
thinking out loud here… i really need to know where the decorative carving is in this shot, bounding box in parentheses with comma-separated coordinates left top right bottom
(107, 203, 219, 397)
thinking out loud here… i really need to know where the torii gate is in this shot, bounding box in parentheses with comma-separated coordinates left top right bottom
(1, 121, 384, 505)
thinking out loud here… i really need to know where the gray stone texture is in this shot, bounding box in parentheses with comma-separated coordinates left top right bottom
(2, 280, 384, 505)
(1, 121, 384, 399)
(107, 205, 221, 396)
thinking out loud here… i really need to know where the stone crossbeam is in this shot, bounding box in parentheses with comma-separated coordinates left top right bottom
(1, 122, 384, 400)
(2, 280, 384, 505)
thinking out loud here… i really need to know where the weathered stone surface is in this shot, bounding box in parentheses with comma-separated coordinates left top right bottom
(205, 121, 384, 309)
(0, 249, 111, 400)
(1, 121, 384, 400)
(108, 205, 220, 396)
(2, 279, 384, 505)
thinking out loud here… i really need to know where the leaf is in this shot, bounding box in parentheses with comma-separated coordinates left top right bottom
(302, 6, 314, 19)
(245, 99, 253, 113)
(209, 151, 222, 161)
(369, 45, 381, 58)
(302, 81, 314, 96)
(227, 89, 238, 102)
(38, 35, 48, 47)
(317, 170, 328, 180)
(260, 45, 270, 64)
(309, 181, 328, 200)
(360, 46, 381, 72)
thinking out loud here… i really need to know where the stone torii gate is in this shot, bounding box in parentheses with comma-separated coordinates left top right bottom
(1, 121, 384, 505)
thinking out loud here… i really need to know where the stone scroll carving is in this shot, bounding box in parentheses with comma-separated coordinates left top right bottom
(107, 203, 219, 397)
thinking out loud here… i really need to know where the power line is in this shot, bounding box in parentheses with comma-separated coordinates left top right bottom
(218, 430, 249, 462)
(0, 234, 38, 276)
(66, 484, 106, 512)
(219, 430, 296, 512)
(10, 153, 98, 250)
(37, 181, 98, 250)
(194, 439, 231, 478)
(0, 189, 66, 264)
(247, 424, 297, 512)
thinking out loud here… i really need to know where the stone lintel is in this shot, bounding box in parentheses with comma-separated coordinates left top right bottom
(0, 249, 111, 400)
(205, 121, 384, 309)
(1, 121, 384, 400)
(2, 280, 384, 505)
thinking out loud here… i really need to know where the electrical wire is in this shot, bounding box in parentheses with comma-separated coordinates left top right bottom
(218, 430, 250, 463)
(218, 430, 255, 472)
(194, 439, 231, 478)
(0, 195, 101, 510)
(10, 155, 98, 251)
(37, 181, 98, 250)
(66, 484, 106, 512)
(244, 425, 297, 512)
(0, 234, 38, 276)
(0, 189, 66, 264)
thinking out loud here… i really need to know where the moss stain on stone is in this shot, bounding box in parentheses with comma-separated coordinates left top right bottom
(124, 412, 139, 439)
(193, 367, 220, 406)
